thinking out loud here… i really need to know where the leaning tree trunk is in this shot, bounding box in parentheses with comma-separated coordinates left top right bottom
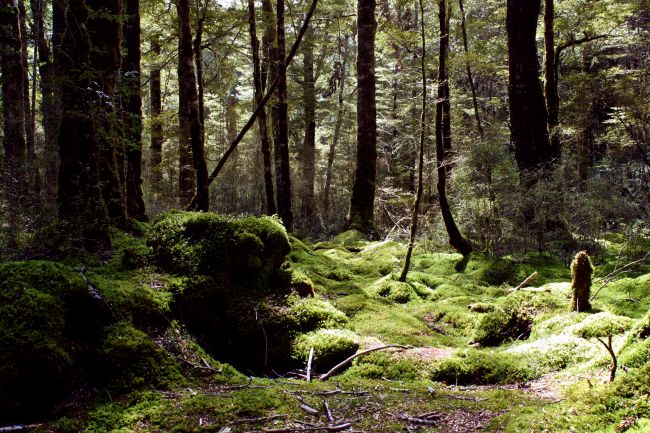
(506, 0, 551, 173)
(435, 0, 473, 257)
(0, 0, 30, 248)
(301, 26, 317, 232)
(87, 0, 128, 227)
(248, 0, 277, 215)
(57, 0, 111, 252)
(149, 40, 164, 201)
(123, 0, 147, 220)
(177, 0, 209, 211)
(347, 0, 378, 238)
(274, 0, 293, 231)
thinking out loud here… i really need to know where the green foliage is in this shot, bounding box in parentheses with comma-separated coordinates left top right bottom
(430, 349, 534, 385)
(292, 329, 360, 372)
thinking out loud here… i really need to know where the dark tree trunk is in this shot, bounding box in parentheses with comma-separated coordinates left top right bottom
(458, 0, 484, 139)
(506, 0, 552, 172)
(194, 0, 206, 143)
(17, 0, 33, 154)
(87, 0, 128, 226)
(57, 0, 111, 251)
(274, 0, 293, 230)
(0, 0, 29, 247)
(543, 0, 560, 159)
(347, 0, 378, 238)
(123, 0, 146, 220)
(435, 0, 472, 257)
(301, 26, 316, 231)
(248, 0, 277, 215)
(149, 40, 164, 199)
(323, 36, 349, 221)
(177, 0, 209, 210)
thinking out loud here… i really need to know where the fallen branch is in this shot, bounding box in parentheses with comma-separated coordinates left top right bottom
(319, 345, 412, 381)
(392, 413, 437, 425)
(0, 426, 43, 433)
(590, 251, 649, 301)
(264, 423, 351, 432)
(323, 399, 334, 423)
(306, 347, 314, 383)
(231, 414, 288, 424)
(509, 271, 538, 292)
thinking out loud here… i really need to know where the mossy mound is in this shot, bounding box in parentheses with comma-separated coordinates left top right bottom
(573, 312, 634, 339)
(292, 329, 360, 372)
(475, 257, 520, 286)
(288, 295, 348, 330)
(430, 349, 534, 385)
(365, 275, 432, 304)
(0, 261, 110, 422)
(473, 291, 562, 346)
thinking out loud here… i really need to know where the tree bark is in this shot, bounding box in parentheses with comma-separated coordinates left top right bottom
(17, 0, 33, 155)
(301, 26, 317, 231)
(149, 40, 164, 199)
(177, 0, 209, 211)
(458, 0, 483, 139)
(543, 0, 560, 159)
(399, 0, 427, 282)
(0, 0, 30, 247)
(274, 0, 293, 231)
(87, 0, 128, 226)
(435, 0, 472, 257)
(124, 0, 147, 220)
(506, 0, 551, 172)
(248, 0, 277, 215)
(194, 0, 206, 143)
(347, 0, 378, 238)
(57, 0, 111, 252)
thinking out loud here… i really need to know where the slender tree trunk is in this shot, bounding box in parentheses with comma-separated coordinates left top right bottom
(87, 0, 128, 226)
(323, 36, 348, 221)
(124, 0, 147, 220)
(194, 0, 206, 143)
(458, 0, 483, 139)
(347, 0, 378, 238)
(17, 0, 33, 153)
(177, 0, 209, 210)
(149, 40, 164, 200)
(506, 0, 551, 172)
(543, 0, 560, 160)
(436, 0, 472, 257)
(0, 0, 29, 247)
(248, 0, 277, 215)
(399, 0, 427, 282)
(274, 0, 293, 230)
(57, 0, 111, 252)
(301, 26, 316, 231)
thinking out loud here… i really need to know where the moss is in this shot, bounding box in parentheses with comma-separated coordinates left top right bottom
(98, 322, 182, 389)
(344, 351, 429, 381)
(292, 329, 360, 372)
(476, 257, 519, 286)
(430, 349, 534, 385)
(290, 268, 316, 297)
(468, 302, 496, 313)
(288, 295, 348, 331)
(332, 229, 367, 247)
(620, 338, 650, 368)
(365, 275, 431, 304)
(573, 312, 634, 339)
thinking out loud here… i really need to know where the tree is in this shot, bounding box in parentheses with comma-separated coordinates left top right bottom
(0, 0, 30, 247)
(506, 0, 553, 172)
(177, 0, 209, 211)
(347, 0, 378, 238)
(435, 0, 472, 257)
(123, 0, 147, 220)
(458, 0, 483, 139)
(300, 26, 317, 232)
(149, 39, 164, 204)
(57, 0, 111, 251)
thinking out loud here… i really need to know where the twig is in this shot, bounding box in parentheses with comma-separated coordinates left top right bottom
(306, 347, 314, 383)
(264, 423, 351, 432)
(323, 399, 334, 423)
(231, 414, 288, 424)
(319, 345, 412, 380)
(392, 413, 437, 425)
(508, 271, 538, 292)
(300, 403, 320, 416)
(590, 251, 649, 301)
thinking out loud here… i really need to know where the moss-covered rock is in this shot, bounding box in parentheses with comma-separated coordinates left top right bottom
(292, 329, 360, 372)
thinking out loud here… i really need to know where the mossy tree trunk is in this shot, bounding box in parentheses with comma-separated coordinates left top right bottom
(123, 0, 147, 221)
(57, 0, 112, 252)
(435, 0, 473, 257)
(570, 250, 593, 312)
(347, 0, 378, 238)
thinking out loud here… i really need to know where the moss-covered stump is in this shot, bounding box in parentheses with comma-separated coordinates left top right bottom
(570, 251, 593, 312)
(0, 261, 110, 422)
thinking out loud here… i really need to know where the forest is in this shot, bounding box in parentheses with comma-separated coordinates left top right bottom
(0, 0, 649, 431)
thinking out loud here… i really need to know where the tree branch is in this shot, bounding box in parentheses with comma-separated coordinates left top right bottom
(318, 345, 412, 381)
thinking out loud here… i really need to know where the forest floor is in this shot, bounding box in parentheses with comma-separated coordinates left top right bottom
(8, 225, 650, 433)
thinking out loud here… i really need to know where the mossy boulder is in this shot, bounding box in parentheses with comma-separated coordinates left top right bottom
(0, 261, 109, 422)
(292, 329, 360, 372)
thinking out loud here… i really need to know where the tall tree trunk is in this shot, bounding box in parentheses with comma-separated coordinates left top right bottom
(124, 0, 146, 220)
(248, 0, 277, 215)
(149, 40, 164, 201)
(399, 0, 427, 282)
(323, 35, 348, 221)
(177, 0, 209, 210)
(274, 0, 293, 231)
(0, 0, 29, 247)
(506, 0, 551, 172)
(87, 0, 127, 226)
(301, 26, 316, 231)
(194, 0, 206, 143)
(458, 0, 483, 139)
(57, 0, 111, 252)
(17, 0, 33, 154)
(347, 0, 378, 238)
(436, 0, 472, 257)
(543, 0, 560, 160)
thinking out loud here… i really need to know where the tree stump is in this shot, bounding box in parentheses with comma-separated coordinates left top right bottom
(570, 250, 593, 312)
